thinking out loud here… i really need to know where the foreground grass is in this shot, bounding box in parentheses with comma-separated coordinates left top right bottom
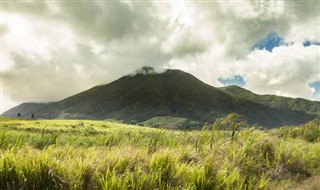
(0, 117, 319, 189)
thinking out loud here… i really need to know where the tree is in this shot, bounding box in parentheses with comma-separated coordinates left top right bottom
(31, 114, 35, 119)
(17, 113, 21, 117)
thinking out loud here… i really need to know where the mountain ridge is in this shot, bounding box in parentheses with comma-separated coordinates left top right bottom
(3, 68, 319, 128)
(219, 85, 320, 115)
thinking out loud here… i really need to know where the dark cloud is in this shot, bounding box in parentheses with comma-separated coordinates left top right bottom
(162, 30, 208, 57)
(58, 1, 157, 42)
(3, 1, 158, 42)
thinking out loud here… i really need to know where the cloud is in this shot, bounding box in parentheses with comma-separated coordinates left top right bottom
(2, 1, 171, 112)
(239, 43, 320, 99)
(3, 1, 157, 42)
(2, 26, 168, 100)
(162, 29, 208, 57)
(190, 1, 292, 58)
(58, 1, 157, 42)
(165, 1, 320, 100)
(1, 1, 319, 113)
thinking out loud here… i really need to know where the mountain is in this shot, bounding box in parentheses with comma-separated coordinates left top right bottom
(2, 67, 319, 128)
(219, 85, 320, 115)
(2, 102, 51, 118)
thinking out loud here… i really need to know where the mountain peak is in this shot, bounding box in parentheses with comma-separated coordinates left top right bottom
(135, 66, 157, 75)
(132, 66, 188, 76)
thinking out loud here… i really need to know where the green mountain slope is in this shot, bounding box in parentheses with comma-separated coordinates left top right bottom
(2, 102, 51, 118)
(2, 68, 318, 128)
(219, 85, 320, 115)
(35, 68, 241, 121)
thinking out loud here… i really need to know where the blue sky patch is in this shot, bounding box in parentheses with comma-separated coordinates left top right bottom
(218, 75, 245, 87)
(303, 40, 320, 47)
(309, 81, 320, 93)
(251, 32, 284, 52)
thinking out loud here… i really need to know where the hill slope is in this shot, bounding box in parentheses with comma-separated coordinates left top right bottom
(33, 68, 242, 121)
(2, 102, 51, 118)
(219, 85, 320, 115)
(2, 68, 318, 128)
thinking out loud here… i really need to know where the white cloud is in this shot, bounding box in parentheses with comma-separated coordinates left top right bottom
(239, 43, 320, 99)
(1, 1, 320, 113)
(2, 2, 170, 112)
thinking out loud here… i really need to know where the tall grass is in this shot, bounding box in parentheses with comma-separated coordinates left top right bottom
(0, 116, 319, 189)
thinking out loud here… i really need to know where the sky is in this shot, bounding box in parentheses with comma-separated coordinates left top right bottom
(1, 0, 320, 113)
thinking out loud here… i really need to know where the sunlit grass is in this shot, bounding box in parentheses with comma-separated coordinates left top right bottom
(0, 116, 319, 189)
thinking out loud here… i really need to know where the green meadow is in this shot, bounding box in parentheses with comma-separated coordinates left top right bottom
(0, 116, 320, 190)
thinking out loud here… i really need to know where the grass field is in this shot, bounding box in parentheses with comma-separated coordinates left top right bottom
(0, 116, 320, 189)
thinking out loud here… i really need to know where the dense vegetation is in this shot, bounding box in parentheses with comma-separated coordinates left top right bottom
(1, 116, 320, 189)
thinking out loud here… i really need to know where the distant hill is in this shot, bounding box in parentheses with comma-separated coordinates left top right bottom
(2, 102, 51, 118)
(219, 85, 320, 115)
(2, 67, 319, 128)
